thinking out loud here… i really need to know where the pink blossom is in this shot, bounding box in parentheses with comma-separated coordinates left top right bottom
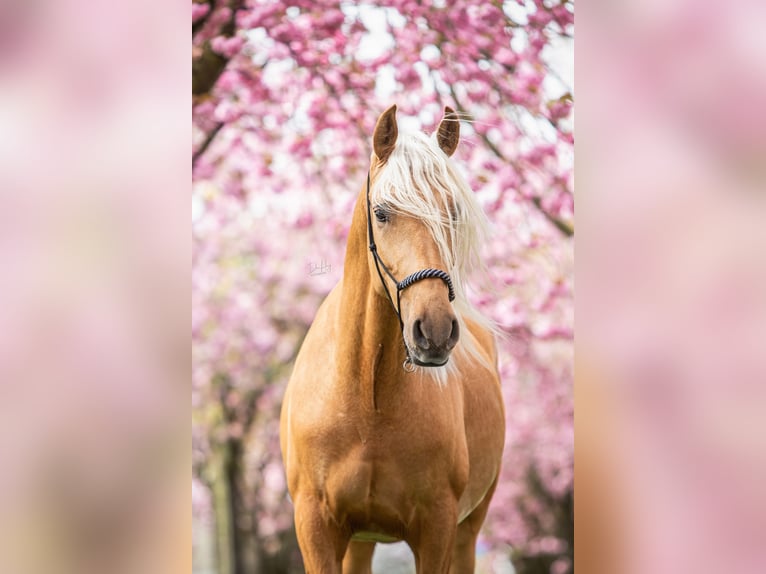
(548, 98, 573, 122)
(294, 212, 314, 229)
(552, 5, 574, 29)
(495, 47, 520, 68)
(213, 100, 241, 123)
(528, 9, 553, 28)
(192, 3, 210, 23)
(210, 35, 244, 58)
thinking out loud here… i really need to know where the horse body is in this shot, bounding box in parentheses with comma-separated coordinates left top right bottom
(280, 105, 505, 573)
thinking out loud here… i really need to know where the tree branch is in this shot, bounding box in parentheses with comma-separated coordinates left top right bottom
(192, 0, 243, 97)
(193, 122, 224, 168)
(193, 45, 229, 96)
(446, 81, 574, 237)
(532, 197, 574, 237)
(192, 0, 216, 38)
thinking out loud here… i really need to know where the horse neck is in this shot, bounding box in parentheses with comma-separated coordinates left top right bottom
(335, 189, 406, 410)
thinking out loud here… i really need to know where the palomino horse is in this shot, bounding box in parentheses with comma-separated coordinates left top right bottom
(280, 105, 505, 573)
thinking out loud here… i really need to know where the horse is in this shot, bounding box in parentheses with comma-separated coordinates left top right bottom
(280, 105, 505, 573)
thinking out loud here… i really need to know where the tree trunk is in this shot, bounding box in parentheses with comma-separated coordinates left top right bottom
(227, 440, 261, 574)
(210, 458, 235, 574)
(207, 422, 300, 573)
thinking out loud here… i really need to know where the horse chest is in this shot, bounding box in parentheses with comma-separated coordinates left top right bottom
(311, 407, 464, 475)
(314, 408, 469, 527)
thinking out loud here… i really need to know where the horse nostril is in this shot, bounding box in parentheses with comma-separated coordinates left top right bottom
(446, 319, 460, 350)
(413, 319, 429, 349)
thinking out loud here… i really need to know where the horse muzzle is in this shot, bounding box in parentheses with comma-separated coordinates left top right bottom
(407, 316, 460, 367)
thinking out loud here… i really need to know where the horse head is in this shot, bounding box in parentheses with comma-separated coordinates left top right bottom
(366, 104, 482, 368)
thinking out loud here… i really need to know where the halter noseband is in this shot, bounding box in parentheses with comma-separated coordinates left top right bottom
(365, 172, 455, 371)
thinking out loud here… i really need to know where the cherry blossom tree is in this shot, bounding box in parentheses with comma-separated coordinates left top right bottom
(193, 1, 573, 572)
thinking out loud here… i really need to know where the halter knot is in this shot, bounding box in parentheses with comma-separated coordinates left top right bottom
(397, 269, 455, 302)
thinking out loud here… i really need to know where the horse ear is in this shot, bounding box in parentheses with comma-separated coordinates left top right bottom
(436, 106, 460, 157)
(373, 104, 398, 163)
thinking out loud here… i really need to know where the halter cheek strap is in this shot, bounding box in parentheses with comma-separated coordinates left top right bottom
(365, 172, 455, 370)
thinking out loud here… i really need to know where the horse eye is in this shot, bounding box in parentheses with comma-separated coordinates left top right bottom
(374, 207, 389, 223)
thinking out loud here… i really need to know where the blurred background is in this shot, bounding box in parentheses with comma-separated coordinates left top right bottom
(0, 1, 188, 573)
(576, 0, 766, 572)
(192, 1, 573, 573)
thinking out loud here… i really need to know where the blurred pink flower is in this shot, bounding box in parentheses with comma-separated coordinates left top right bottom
(210, 35, 244, 58)
(192, 3, 210, 23)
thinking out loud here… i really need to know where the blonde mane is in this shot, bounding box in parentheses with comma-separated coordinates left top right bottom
(371, 130, 495, 385)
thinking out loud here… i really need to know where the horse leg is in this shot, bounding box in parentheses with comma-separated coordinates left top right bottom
(293, 494, 348, 574)
(342, 540, 375, 574)
(449, 478, 499, 574)
(408, 503, 459, 574)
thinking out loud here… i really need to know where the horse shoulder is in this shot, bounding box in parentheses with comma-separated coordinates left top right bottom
(460, 317, 504, 428)
(455, 318, 506, 522)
